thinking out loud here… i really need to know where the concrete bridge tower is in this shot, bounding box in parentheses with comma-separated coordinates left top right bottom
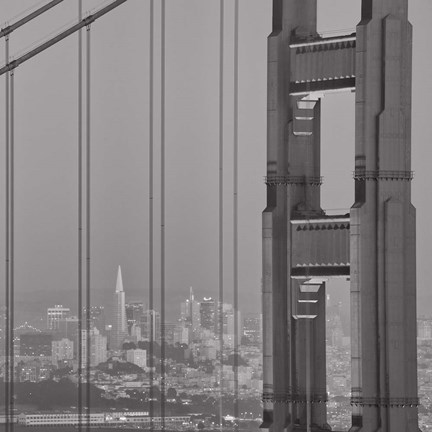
(262, 1, 420, 431)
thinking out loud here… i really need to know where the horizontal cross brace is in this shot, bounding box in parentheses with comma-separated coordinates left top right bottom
(290, 77, 355, 96)
(291, 266, 350, 278)
(289, 33, 356, 96)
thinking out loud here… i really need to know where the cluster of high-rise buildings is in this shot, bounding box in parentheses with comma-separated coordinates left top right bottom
(178, 287, 243, 348)
(112, 268, 262, 353)
(0, 266, 262, 384)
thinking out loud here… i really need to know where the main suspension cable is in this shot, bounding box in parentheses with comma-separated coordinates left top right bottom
(0, 0, 64, 39)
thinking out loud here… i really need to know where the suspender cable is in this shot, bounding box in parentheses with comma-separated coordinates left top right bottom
(233, 1, 239, 429)
(85, 23, 92, 432)
(1, 2, 68, 430)
(77, 1, 83, 429)
(148, 1, 155, 430)
(0, 3, 124, 431)
(8, 68, 15, 432)
(218, 1, 225, 430)
(160, 0, 166, 428)
(4, 33, 10, 432)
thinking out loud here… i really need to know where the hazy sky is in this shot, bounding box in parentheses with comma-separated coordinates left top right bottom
(0, 0, 431, 326)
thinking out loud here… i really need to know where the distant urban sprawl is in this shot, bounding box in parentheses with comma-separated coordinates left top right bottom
(0, 268, 431, 430)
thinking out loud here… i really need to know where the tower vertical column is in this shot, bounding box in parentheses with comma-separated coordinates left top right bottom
(264, 1, 420, 431)
(351, 1, 419, 431)
(262, 2, 326, 431)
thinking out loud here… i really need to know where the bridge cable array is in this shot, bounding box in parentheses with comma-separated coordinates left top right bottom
(2, 1, 244, 429)
(1, 3, 70, 428)
(146, 2, 241, 429)
(0, 1, 127, 430)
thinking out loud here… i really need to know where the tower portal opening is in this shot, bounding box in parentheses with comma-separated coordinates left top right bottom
(319, 90, 354, 430)
(320, 92, 355, 214)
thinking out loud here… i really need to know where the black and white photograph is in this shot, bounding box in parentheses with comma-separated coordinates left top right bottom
(0, 1, 431, 431)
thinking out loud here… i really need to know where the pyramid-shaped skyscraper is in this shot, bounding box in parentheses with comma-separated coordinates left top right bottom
(112, 265, 128, 349)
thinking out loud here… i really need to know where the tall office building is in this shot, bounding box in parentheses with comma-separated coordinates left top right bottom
(112, 266, 128, 349)
(213, 303, 235, 332)
(56, 316, 79, 356)
(83, 306, 106, 334)
(180, 287, 201, 342)
(140, 310, 161, 343)
(200, 297, 216, 331)
(47, 305, 70, 330)
(125, 301, 145, 335)
(80, 328, 107, 368)
(214, 303, 242, 348)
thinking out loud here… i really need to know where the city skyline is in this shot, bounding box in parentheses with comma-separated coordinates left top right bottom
(4, 266, 262, 336)
(4, 285, 432, 430)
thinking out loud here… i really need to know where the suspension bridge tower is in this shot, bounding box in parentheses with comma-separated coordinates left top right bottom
(262, 0, 420, 431)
